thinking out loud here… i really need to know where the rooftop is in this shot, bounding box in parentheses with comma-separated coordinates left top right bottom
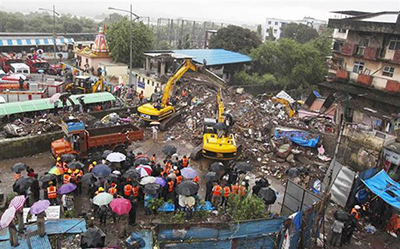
(171, 49, 252, 66)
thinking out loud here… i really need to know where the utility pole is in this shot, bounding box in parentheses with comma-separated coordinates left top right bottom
(39, 5, 60, 62)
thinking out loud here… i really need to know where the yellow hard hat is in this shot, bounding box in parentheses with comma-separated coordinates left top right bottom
(68, 169, 72, 174)
(93, 161, 97, 165)
(49, 181, 53, 185)
(98, 187, 104, 192)
(74, 169, 79, 173)
(57, 157, 61, 161)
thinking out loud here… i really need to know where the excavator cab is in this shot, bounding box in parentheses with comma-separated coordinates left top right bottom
(65, 75, 91, 94)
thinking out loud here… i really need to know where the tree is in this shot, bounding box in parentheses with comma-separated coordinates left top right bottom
(280, 23, 319, 44)
(107, 17, 153, 67)
(227, 194, 267, 221)
(209, 25, 261, 54)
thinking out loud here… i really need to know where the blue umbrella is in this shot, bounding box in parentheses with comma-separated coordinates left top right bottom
(92, 164, 111, 178)
(58, 183, 77, 195)
(181, 167, 198, 179)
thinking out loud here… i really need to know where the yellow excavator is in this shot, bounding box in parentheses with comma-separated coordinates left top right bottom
(137, 59, 201, 130)
(271, 96, 304, 118)
(202, 89, 237, 160)
(65, 75, 105, 94)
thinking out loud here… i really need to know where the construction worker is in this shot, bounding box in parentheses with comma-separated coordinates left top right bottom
(72, 169, 83, 194)
(166, 178, 174, 201)
(132, 184, 139, 199)
(238, 182, 247, 197)
(175, 173, 183, 186)
(55, 157, 62, 168)
(221, 184, 231, 207)
(88, 161, 97, 172)
(231, 183, 239, 195)
(62, 161, 68, 173)
(211, 182, 222, 207)
(193, 176, 200, 183)
(95, 187, 104, 196)
(181, 155, 189, 168)
(63, 171, 72, 184)
(351, 205, 361, 220)
(47, 181, 57, 205)
(108, 183, 118, 196)
(124, 182, 133, 198)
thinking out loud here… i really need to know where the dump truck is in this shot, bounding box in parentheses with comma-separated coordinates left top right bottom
(51, 118, 144, 158)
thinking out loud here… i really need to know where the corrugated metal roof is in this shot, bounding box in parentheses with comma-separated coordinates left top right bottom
(0, 92, 115, 116)
(172, 49, 252, 66)
(0, 37, 74, 47)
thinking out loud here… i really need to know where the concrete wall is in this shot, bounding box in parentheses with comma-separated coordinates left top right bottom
(0, 131, 63, 160)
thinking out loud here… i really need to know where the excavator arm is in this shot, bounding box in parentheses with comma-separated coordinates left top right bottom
(92, 76, 104, 93)
(161, 59, 198, 107)
(216, 89, 225, 123)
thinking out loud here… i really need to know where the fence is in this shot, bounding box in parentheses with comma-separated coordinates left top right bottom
(281, 180, 321, 216)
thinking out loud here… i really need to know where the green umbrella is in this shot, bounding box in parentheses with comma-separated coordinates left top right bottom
(93, 192, 114, 206)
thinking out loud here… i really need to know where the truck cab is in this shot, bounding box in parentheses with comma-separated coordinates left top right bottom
(26, 58, 50, 74)
(10, 63, 30, 75)
(51, 118, 86, 157)
(0, 54, 23, 73)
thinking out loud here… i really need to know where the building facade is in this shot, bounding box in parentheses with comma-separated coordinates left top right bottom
(262, 17, 326, 41)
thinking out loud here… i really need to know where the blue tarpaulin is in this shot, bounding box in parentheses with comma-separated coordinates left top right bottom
(274, 129, 320, 148)
(361, 170, 400, 209)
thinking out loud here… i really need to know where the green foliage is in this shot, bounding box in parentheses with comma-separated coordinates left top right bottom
(107, 17, 153, 67)
(0, 11, 97, 33)
(64, 209, 76, 218)
(171, 211, 186, 223)
(226, 194, 267, 221)
(233, 70, 277, 86)
(266, 27, 276, 41)
(147, 198, 164, 211)
(209, 25, 261, 54)
(280, 23, 319, 44)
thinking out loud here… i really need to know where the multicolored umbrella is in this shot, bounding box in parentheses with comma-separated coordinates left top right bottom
(58, 183, 77, 195)
(109, 198, 132, 215)
(136, 165, 152, 177)
(39, 174, 57, 183)
(92, 164, 111, 178)
(155, 177, 166, 187)
(106, 152, 126, 163)
(48, 166, 64, 176)
(1, 207, 16, 228)
(181, 167, 198, 179)
(30, 200, 50, 215)
(11, 162, 27, 173)
(9, 195, 26, 211)
(93, 192, 114, 206)
(140, 176, 156, 185)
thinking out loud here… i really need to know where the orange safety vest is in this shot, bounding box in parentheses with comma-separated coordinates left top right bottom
(181, 158, 188, 167)
(167, 181, 174, 193)
(124, 184, 132, 197)
(223, 186, 230, 197)
(108, 187, 117, 195)
(351, 208, 360, 220)
(132, 186, 139, 197)
(238, 186, 246, 196)
(231, 184, 239, 195)
(47, 186, 57, 199)
(213, 185, 222, 196)
(176, 176, 182, 185)
(88, 164, 94, 172)
(63, 174, 71, 184)
(193, 176, 199, 182)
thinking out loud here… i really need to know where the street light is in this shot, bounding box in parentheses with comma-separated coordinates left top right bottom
(39, 5, 60, 61)
(108, 5, 140, 88)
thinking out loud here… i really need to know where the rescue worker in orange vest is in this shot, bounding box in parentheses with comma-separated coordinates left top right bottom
(88, 161, 97, 172)
(62, 161, 68, 173)
(238, 182, 247, 197)
(175, 173, 183, 186)
(132, 185, 139, 199)
(47, 181, 57, 205)
(211, 182, 222, 207)
(108, 183, 118, 196)
(351, 205, 361, 220)
(71, 169, 83, 194)
(124, 183, 133, 198)
(95, 187, 104, 196)
(63, 171, 72, 184)
(181, 155, 189, 168)
(166, 178, 174, 201)
(231, 183, 239, 195)
(150, 154, 156, 163)
(221, 184, 231, 207)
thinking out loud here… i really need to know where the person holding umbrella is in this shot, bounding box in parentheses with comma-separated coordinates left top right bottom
(37, 211, 46, 237)
(46, 181, 57, 205)
(9, 219, 19, 247)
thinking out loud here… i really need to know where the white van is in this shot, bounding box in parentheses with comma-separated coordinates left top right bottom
(10, 63, 30, 75)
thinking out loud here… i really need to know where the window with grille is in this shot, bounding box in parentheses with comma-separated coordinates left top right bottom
(382, 66, 395, 77)
(353, 61, 364, 73)
(388, 40, 400, 50)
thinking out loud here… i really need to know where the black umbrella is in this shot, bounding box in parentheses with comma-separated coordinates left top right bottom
(234, 162, 253, 172)
(209, 162, 224, 172)
(80, 227, 106, 248)
(204, 172, 219, 182)
(67, 161, 84, 170)
(39, 174, 56, 183)
(334, 210, 349, 221)
(123, 169, 141, 180)
(81, 173, 96, 184)
(162, 145, 177, 156)
(61, 154, 77, 163)
(134, 157, 150, 166)
(106, 173, 120, 183)
(11, 163, 27, 173)
(13, 176, 34, 194)
(102, 150, 113, 159)
(143, 183, 161, 195)
(175, 180, 199, 196)
(257, 187, 277, 205)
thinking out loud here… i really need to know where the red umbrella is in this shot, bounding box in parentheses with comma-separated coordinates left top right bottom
(1, 207, 16, 228)
(136, 165, 152, 177)
(109, 198, 132, 215)
(9, 195, 26, 211)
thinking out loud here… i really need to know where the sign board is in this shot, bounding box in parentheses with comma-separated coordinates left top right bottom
(138, 80, 145, 89)
(384, 148, 400, 166)
(23, 206, 60, 223)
